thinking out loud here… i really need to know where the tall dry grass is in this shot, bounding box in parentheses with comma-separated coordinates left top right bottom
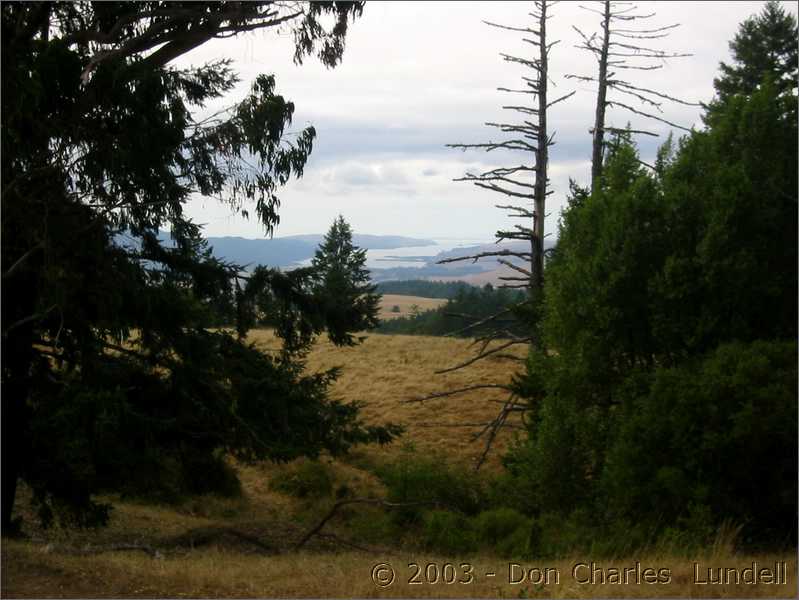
(4, 330, 795, 599)
(249, 329, 527, 469)
(3, 541, 795, 598)
(378, 295, 447, 320)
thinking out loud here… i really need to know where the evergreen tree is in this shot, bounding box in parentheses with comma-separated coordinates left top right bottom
(1, 2, 401, 531)
(506, 3, 797, 547)
(311, 216, 380, 346)
(713, 0, 798, 105)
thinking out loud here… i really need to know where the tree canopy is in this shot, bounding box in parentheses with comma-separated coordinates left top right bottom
(507, 1, 797, 548)
(713, 0, 798, 105)
(1, 1, 401, 531)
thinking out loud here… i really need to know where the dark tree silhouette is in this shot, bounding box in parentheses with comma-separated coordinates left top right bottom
(713, 0, 798, 105)
(1, 1, 401, 531)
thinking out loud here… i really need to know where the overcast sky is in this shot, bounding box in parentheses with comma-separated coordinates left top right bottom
(176, 1, 795, 241)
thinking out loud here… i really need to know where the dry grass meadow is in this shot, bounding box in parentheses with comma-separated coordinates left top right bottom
(3, 327, 796, 598)
(377, 294, 447, 320)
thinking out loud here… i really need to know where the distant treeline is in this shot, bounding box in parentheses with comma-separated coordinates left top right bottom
(376, 279, 473, 299)
(377, 283, 527, 337)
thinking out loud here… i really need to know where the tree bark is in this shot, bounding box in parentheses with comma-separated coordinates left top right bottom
(591, 0, 611, 190)
(532, 2, 549, 293)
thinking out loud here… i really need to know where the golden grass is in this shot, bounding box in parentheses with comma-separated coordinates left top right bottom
(3, 541, 795, 598)
(378, 294, 447, 320)
(4, 331, 795, 599)
(249, 329, 527, 469)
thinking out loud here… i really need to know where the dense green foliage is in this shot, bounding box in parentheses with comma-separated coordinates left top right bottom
(713, 0, 797, 106)
(376, 279, 473, 299)
(232, 215, 382, 349)
(506, 2, 798, 551)
(1, 1, 403, 530)
(269, 460, 336, 500)
(377, 284, 527, 337)
(310, 216, 381, 346)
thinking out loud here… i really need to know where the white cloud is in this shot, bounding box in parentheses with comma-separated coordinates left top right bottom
(178, 1, 796, 240)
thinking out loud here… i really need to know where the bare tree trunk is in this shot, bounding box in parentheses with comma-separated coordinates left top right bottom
(434, 1, 571, 467)
(532, 1, 549, 293)
(568, 1, 698, 189)
(591, 0, 611, 190)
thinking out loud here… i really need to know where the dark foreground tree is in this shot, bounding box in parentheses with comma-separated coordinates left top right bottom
(507, 4, 797, 547)
(1, 2, 400, 531)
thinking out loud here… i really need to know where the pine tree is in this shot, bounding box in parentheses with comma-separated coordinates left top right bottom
(311, 216, 381, 346)
(0, 2, 401, 531)
(714, 0, 798, 104)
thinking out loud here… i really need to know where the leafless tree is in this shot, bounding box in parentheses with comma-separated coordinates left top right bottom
(446, 0, 571, 300)
(566, 0, 699, 189)
(413, 1, 571, 469)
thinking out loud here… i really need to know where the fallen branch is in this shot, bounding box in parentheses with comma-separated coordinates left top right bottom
(293, 499, 443, 552)
(45, 542, 161, 558)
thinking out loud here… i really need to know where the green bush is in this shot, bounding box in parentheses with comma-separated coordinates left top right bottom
(375, 450, 486, 524)
(422, 510, 478, 555)
(474, 507, 529, 546)
(347, 505, 400, 545)
(602, 339, 797, 546)
(506, 339, 797, 552)
(269, 460, 335, 499)
(474, 507, 533, 557)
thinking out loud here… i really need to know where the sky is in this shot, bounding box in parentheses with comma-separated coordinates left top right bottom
(176, 1, 795, 241)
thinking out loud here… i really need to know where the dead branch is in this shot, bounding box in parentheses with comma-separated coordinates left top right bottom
(293, 499, 445, 552)
(437, 249, 532, 265)
(435, 338, 532, 375)
(474, 394, 517, 470)
(606, 100, 692, 131)
(47, 542, 161, 558)
(403, 383, 513, 403)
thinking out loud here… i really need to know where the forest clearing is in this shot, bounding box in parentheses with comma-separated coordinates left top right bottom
(377, 295, 448, 321)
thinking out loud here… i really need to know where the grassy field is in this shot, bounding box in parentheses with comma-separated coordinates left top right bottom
(2, 329, 795, 598)
(378, 294, 447, 320)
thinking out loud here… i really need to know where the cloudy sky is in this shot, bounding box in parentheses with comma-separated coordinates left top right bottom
(177, 1, 794, 241)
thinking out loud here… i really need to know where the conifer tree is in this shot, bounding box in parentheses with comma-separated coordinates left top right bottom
(311, 216, 381, 346)
(0, 2, 401, 531)
(713, 0, 798, 104)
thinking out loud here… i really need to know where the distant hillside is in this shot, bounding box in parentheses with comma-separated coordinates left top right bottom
(376, 280, 474, 298)
(281, 233, 434, 250)
(115, 232, 552, 281)
(116, 231, 435, 269)
(205, 233, 434, 268)
(370, 239, 556, 283)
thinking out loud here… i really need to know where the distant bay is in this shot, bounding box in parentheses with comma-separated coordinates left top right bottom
(115, 231, 553, 283)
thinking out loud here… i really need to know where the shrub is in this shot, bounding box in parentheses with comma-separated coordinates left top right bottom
(422, 510, 478, 555)
(601, 339, 797, 546)
(180, 448, 242, 498)
(474, 507, 533, 558)
(375, 449, 486, 524)
(269, 459, 335, 499)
